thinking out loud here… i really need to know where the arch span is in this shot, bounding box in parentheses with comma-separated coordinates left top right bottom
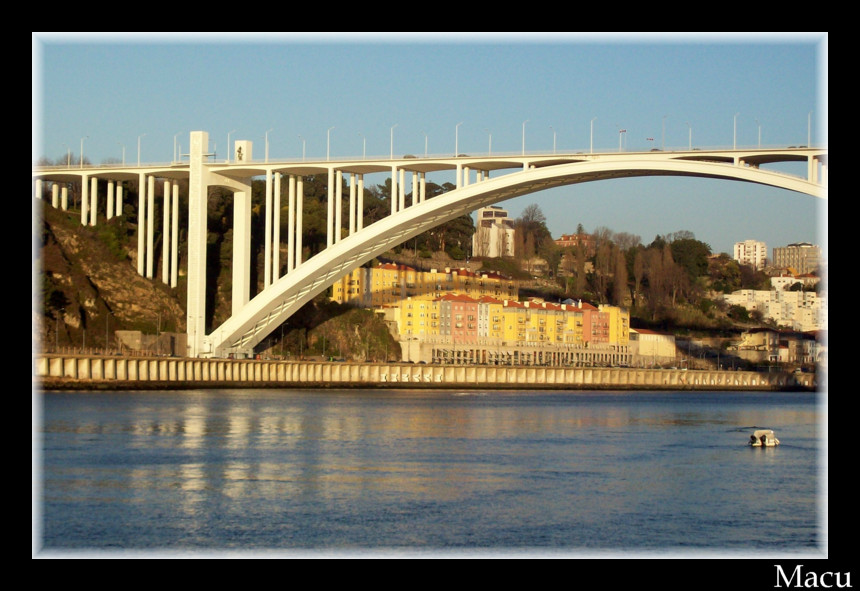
(209, 157, 824, 355)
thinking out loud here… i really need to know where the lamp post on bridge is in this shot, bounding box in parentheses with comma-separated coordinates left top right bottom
(455, 122, 462, 156)
(733, 113, 740, 149)
(80, 136, 87, 168)
(227, 130, 236, 163)
(522, 120, 528, 155)
(590, 117, 597, 154)
(327, 126, 334, 161)
(138, 133, 147, 167)
(266, 128, 273, 163)
(299, 135, 306, 161)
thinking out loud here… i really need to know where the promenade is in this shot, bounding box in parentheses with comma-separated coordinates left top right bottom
(34, 353, 817, 391)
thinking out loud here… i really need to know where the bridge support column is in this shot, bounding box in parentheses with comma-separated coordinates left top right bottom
(137, 172, 146, 276)
(348, 173, 356, 235)
(51, 183, 59, 208)
(327, 168, 335, 247)
(187, 131, 209, 357)
(809, 155, 827, 186)
(296, 176, 304, 267)
(61, 185, 68, 210)
(390, 166, 398, 214)
(89, 177, 98, 226)
(106, 180, 114, 219)
(273, 172, 281, 280)
(232, 180, 253, 315)
(419, 173, 425, 203)
(287, 175, 296, 273)
(358, 174, 364, 230)
(264, 169, 273, 287)
(116, 183, 122, 217)
(80, 174, 88, 225)
(336, 170, 343, 243)
(146, 175, 155, 279)
(162, 180, 171, 285)
(399, 169, 406, 211)
(171, 183, 179, 288)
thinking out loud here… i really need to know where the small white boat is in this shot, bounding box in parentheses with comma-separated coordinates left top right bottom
(749, 429, 780, 447)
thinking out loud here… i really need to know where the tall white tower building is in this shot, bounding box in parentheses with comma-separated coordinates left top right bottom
(733, 239, 768, 270)
(472, 206, 515, 258)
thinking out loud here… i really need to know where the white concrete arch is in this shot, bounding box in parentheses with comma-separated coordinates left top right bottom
(209, 156, 825, 356)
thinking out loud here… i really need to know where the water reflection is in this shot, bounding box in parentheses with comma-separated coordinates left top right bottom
(39, 390, 820, 552)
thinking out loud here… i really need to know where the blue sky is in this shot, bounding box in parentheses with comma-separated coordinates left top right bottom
(32, 32, 827, 257)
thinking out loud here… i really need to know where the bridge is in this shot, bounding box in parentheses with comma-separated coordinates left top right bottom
(33, 131, 828, 358)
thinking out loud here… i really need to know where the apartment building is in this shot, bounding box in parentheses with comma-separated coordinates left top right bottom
(733, 239, 768, 270)
(772, 242, 822, 275)
(723, 288, 825, 332)
(380, 294, 632, 366)
(331, 264, 518, 308)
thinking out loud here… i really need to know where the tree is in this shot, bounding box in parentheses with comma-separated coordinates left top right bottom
(612, 248, 628, 306)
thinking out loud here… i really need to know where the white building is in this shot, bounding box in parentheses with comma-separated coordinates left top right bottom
(723, 289, 826, 332)
(472, 206, 515, 258)
(733, 239, 768, 270)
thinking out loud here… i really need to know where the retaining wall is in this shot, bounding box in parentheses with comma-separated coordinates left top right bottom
(33, 354, 817, 391)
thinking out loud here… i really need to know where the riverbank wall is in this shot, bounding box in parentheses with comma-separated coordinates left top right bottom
(33, 354, 817, 391)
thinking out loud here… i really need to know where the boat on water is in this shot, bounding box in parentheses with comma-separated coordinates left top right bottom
(749, 429, 780, 447)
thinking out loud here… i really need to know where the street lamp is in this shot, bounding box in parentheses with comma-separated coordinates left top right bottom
(266, 128, 273, 162)
(227, 130, 236, 163)
(522, 119, 529, 155)
(358, 132, 366, 158)
(662, 115, 667, 150)
(174, 132, 181, 163)
(422, 131, 428, 157)
(137, 133, 147, 167)
(455, 122, 462, 156)
(590, 117, 597, 154)
(733, 113, 740, 149)
(80, 136, 88, 168)
(485, 129, 492, 155)
(390, 123, 398, 159)
(550, 126, 556, 153)
(327, 126, 334, 161)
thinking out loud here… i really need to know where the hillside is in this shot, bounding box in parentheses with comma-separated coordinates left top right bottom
(34, 200, 400, 361)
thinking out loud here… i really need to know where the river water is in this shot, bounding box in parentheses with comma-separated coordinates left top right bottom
(35, 388, 824, 557)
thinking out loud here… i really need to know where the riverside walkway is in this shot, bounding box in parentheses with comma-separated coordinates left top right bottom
(34, 354, 816, 391)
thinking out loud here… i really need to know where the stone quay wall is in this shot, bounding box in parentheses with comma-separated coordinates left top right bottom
(34, 354, 817, 391)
